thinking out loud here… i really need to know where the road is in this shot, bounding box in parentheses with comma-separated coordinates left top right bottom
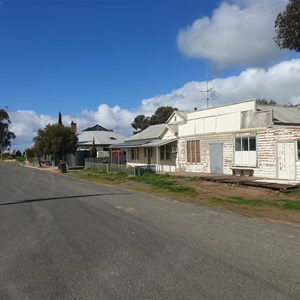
(0, 163, 299, 299)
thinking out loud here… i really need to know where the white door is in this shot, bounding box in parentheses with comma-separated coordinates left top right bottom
(277, 142, 296, 180)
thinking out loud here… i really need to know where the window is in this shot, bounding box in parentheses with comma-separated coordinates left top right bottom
(234, 136, 257, 166)
(131, 148, 139, 160)
(235, 136, 256, 151)
(249, 137, 256, 151)
(160, 145, 171, 160)
(297, 141, 300, 160)
(144, 148, 153, 158)
(186, 140, 201, 163)
(235, 138, 241, 151)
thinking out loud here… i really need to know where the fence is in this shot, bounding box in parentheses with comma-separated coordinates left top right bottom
(85, 158, 135, 175)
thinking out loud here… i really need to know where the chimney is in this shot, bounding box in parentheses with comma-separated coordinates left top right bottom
(71, 121, 77, 133)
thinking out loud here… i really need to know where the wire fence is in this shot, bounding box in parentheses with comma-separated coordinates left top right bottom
(85, 158, 135, 175)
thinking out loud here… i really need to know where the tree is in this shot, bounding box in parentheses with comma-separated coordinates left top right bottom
(0, 109, 16, 160)
(15, 150, 22, 157)
(256, 98, 277, 105)
(131, 115, 150, 133)
(274, 0, 300, 52)
(25, 147, 36, 160)
(150, 106, 177, 125)
(58, 111, 62, 125)
(131, 106, 177, 133)
(91, 138, 97, 158)
(33, 124, 78, 164)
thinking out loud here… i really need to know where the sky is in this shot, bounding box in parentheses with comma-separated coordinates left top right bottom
(1, 0, 299, 151)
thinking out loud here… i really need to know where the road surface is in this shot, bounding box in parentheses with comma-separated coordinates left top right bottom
(0, 163, 299, 299)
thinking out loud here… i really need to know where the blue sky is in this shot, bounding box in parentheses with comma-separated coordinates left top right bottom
(1, 0, 217, 114)
(1, 0, 299, 150)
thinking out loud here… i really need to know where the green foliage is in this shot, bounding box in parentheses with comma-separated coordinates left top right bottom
(131, 173, 196, 196)
(131, 115, 150, 133)
(274, 0, 300, 52)
(33, 124, 78, 163)
(25, 147, 36, 159)
(58, 111, 62, 125)
(0, 109, 16, 157)
(15, 150, 22, 157)
(256, 99, 277, 105)
(131, 106, 177, 133)
(150, 106, 177, 125)
(82, 168, 128, 182)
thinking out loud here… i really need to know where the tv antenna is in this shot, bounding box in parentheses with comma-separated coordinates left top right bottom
(200, 60, 214, 108)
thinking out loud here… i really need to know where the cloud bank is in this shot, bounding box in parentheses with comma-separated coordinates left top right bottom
(10, 58, 300, 151)
(177, 0, 288, 71)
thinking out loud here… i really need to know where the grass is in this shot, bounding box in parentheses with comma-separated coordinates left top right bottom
(212, 196, 300, 211)
(130, 173, 197, 197)
(76, 169, 197, 197)
(76, 168, 129, 182)
(71, 168, 300, 212)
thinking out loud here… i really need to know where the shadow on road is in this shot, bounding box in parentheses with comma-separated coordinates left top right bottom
(0, 192, 133, 206)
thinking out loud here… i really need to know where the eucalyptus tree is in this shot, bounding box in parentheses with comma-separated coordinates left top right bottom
(274, 0, 300, 52)
(0, 108, 16, 160)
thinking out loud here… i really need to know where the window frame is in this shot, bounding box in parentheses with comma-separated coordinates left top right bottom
(186, 140, 201, 163)
(297, 141, 300, 160)
(131, 148, 139, 160)
(234, 135, 257, 167)
(160, 145, 172, 161)
(235, 136, 256, 152)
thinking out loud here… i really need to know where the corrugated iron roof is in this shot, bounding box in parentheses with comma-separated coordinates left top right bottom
(140, 138, 177, 147)
(125, 124, 165, 141)
(77, 130, 127, 146)
(257, 105, 300, 124)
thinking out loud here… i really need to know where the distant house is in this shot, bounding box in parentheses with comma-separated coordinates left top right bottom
(68, 123, 127, 166)
(177, 100, 300, 180)
(113, 111, 187, 172)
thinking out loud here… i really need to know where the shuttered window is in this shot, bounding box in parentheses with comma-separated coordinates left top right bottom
(187, 140, 201, 163)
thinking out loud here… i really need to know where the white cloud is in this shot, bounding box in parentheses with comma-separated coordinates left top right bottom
(177, 0, 288, 71)
(139, 59, 300, 110)
(9, 58, 300, 151)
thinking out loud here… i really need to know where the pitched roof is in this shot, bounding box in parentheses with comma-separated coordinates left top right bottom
(125, 124, 165, 142)
(175, 110, 188, 121)
(77, 130, 127, 146)
(83, 124, 111, 132)
(257, 105, 300, 124)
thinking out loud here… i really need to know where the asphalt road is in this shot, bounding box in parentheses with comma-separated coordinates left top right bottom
(0, 163, 300, 300)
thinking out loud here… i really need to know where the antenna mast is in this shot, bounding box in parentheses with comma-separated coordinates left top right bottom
(200, 60, 214, 108)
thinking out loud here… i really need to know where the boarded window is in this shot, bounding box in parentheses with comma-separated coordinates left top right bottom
(187, 140, 201, 163)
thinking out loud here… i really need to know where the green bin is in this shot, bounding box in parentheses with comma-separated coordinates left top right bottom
(135, 165, 154, 176)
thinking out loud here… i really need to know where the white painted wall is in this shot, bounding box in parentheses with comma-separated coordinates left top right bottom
(179, 100, 255, 137)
